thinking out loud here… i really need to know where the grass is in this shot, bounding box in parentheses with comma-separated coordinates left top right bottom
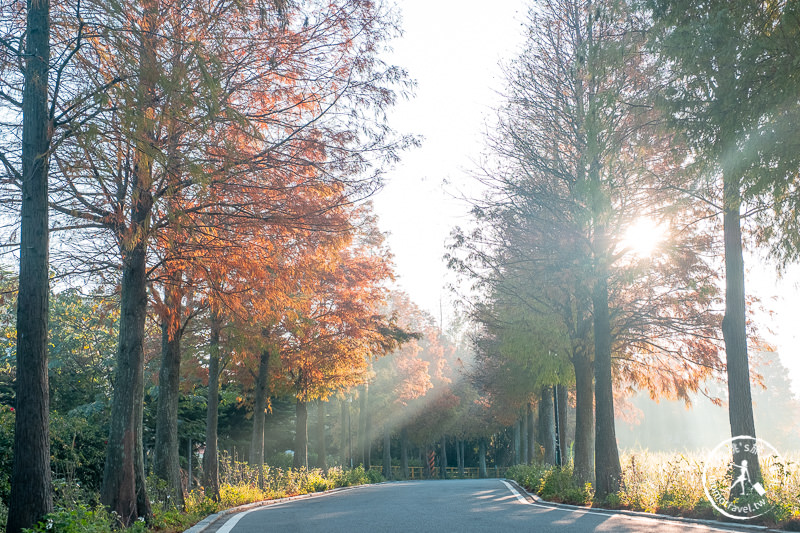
(506, 450, 800, 530)
(17, 461, 384, 533)
(10, 450, 800, 531)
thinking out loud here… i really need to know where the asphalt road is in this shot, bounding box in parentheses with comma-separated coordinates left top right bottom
(209, 479, 759, 533)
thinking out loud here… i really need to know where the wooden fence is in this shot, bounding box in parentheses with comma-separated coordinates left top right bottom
(368, 465, 510, 480)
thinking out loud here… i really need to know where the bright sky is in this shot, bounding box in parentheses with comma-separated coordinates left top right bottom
(372, 0, 800, 397)
(373, 0, 528, 324)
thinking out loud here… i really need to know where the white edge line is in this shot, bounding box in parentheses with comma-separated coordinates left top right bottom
(501, 480, 530, 504)
(500, 480, 746, 532)
(215, 507, 259, 533)
(212, 485, 376, 532)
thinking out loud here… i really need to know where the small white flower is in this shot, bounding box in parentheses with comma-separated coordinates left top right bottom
(46, 519, 54, 530)
(137, 516, 145, 522)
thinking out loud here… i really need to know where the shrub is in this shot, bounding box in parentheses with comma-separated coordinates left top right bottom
(506, 464, 591, 505)
(299, 469, 333, 493)
(507, 451, 800, 530)
(0, 500, 7, 532)
(218, 482, 268, 508)
(0, 406, 13, 505)
(22, 504, 147, 533)
(505, 464, 546, 492)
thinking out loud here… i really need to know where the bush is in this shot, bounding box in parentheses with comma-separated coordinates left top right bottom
(506, 464, 591, 505)
(505, 464, 546, 492)
(50, 409, 108, 491)
(178, 464, 384, 532)
(0, 500, 7, 532)
(0, 406, 13, 505)
(507, 451, 800, 530)
(22, 505, 147, 533)
(299, 469, 333, 493)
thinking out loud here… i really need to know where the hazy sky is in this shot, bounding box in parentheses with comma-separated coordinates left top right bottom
(371, 0, 800, 397)
(373, 0, 528, 323)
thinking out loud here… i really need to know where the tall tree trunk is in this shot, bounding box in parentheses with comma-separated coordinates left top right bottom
(400, 427, 409, 479)
(521, 411, 529, 465)
(202, 310, 221, 501)
(538, 386, 556, 465)
(340, 399, 348, 467)
(572, 351, 594, 485)
(153, 281, 184, 509)
(250, 347, 271, 487)
(293, 399, 309, 469)
(365, 391, 372, 469)
(513, 420, 521, 465)
(455, 438, 462, 477)
(458, 440, 465, 477)
(556, 384, 572, 458)
(134, 380, 150, 519)
(593, 270, 622, 498)
(101, 0, 159, 522)
(7, 1, 53, 531)
(556, 384, 569, 463)
(527, 402, 535, 464)
(721, 171, 761, 477)
(440, 435, 447, 479)
(358, 385, 368, 467)
(316, 401, 327, 470)
(382, 425, 391, 480)
(478, 439, 487, 478)
(101, 203, 152, 523)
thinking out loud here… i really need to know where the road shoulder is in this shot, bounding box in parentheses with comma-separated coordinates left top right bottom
(502, 479, 785, 533)
(183, 484, 379, 533)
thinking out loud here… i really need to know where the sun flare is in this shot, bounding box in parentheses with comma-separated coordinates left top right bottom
(620, 217, 668, 258)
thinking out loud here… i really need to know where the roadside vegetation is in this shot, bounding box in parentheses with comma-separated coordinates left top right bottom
(2, 0, 800, 532)
(0, 449, 383, 533)
(507, 451, 800, 530)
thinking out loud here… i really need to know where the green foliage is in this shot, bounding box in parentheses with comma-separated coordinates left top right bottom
(22, 504, 147, 533)
(0, 270, 16, 407)
(0, 404, 109, 519)
(47, 289, 118, 414)
(329, 464, 384, 487)
(0, 499, 6, 532)
(505, 463, 547, 492)
(50, 410, 109, 491)
(506, 464, 592, 506)
(178, 464, 383, 531)
(540, 468, 593, 505)
(0, 405, 12, 505)
(603, 492, 622, 508)
(2, 463, 383, 533)
(507, 451, 800, 528)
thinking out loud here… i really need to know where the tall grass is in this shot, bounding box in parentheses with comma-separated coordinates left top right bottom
(507, 450, 800, 530)
(18, 461, 384, 533)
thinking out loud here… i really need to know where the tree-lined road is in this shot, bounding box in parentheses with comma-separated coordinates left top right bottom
(208, 480, 753, 533)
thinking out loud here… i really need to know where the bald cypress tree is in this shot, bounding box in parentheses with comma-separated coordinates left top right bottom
(6, 1, 53, 530)
(646, 0, 800, 474)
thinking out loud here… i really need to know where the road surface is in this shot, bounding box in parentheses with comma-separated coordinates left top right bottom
(207, 479, 758, 533)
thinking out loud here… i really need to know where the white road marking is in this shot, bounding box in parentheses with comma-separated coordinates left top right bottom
(215, 508, 259, 533)
(501, 480, 609, 518)
(212, 485, 374, 532)
(499, 480, 752, 532)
